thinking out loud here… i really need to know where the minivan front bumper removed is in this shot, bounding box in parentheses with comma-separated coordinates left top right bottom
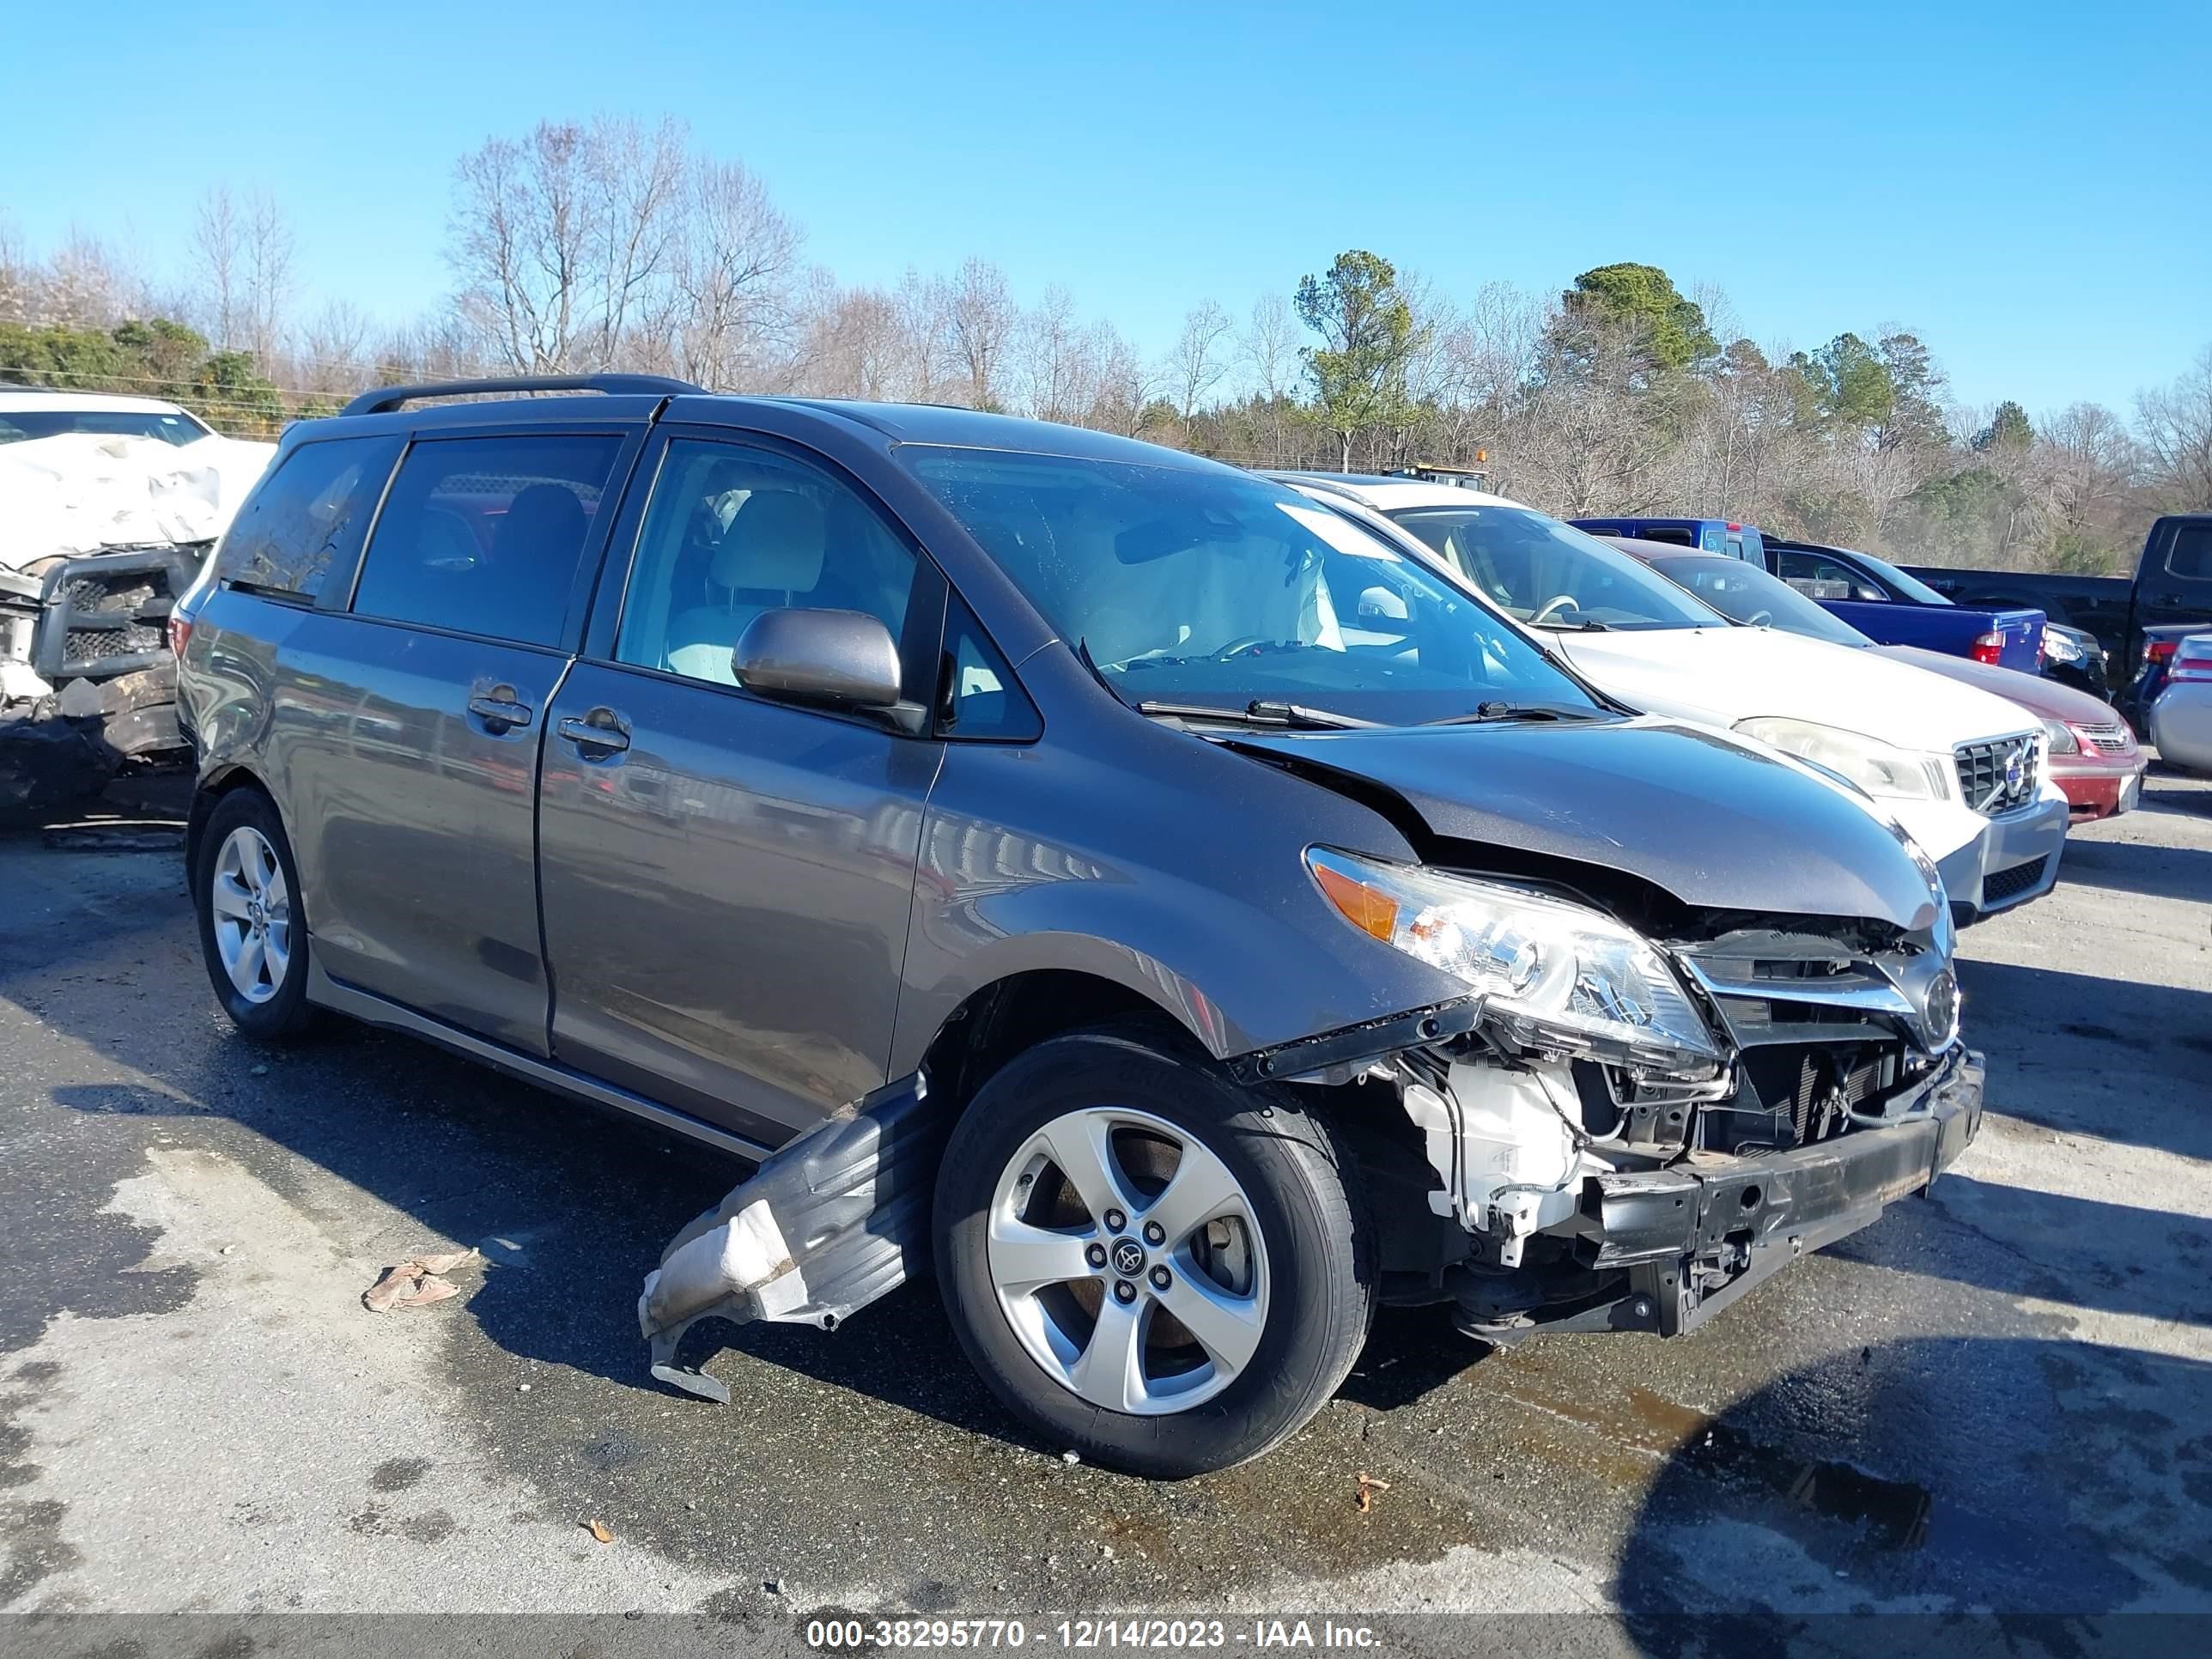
(1468, 1043, 1984, 1341)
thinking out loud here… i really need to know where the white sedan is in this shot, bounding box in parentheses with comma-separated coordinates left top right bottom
(1280, 474, 2069, 922)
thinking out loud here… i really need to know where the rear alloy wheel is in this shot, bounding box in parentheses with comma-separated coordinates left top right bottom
(194, 789, 316, 1042)
(936, 1024, 1372, 1478)
(210, 826, 293, 1006)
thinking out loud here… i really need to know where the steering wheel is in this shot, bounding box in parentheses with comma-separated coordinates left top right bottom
(1528, 593, 1581, 625)
(1745, 610, 1773, 628)
(1212, 635, 1273, 660)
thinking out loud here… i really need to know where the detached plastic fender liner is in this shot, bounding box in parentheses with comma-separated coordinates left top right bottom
(638, 1071, 945, 1403)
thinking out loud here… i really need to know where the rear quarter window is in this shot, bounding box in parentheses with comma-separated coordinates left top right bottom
(215, 435, 402, 602)
(350, 434, 625, 648)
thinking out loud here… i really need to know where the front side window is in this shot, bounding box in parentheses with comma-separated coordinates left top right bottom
(1844, 549, 1948, 605)
(352, 434, 623, 647)
(905, 447, 1605, 726)
(1649, 554, 1871, 647)
(1778, 550, 1879, 601)
(1390, 505, 1726, 632)
(614, 438, 915, 686)
(938, 594, 1041, 740)
(216, 434, 400, 601)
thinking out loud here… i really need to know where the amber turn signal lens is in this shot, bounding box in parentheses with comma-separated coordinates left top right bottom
(1311, 860, 1398, 941)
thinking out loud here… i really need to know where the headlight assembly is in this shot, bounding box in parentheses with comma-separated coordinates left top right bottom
(1734, 716, 1951, 801)
(1306, 848, 1723, 1076)
(2040, 718, 2081, 755)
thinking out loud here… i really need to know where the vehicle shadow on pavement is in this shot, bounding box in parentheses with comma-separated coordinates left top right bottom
(2052, 834, 2212, 905)
(1615, 1334, 2212, 1637)
(1828, 1173, 2212, 1330)
(1954, 957, 2212, 1160)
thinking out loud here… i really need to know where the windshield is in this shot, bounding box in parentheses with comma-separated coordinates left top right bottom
(1646, 553, 1872, 647)
(1848, 548, 1949, 605)
(904, 448, 1607, 725)
(0, 405, 212, 447)
(1386, 505, 1727, 631)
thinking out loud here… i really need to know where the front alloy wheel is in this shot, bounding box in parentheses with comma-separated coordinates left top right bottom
(988, 1107, 1269, 1415)
(935, 1023, 1374, 1478)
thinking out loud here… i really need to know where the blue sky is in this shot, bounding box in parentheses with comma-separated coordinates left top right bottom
(8, 1, 2207, 414)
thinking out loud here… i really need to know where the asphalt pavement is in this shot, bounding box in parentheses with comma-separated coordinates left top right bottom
(1, 769, 2208, 1655)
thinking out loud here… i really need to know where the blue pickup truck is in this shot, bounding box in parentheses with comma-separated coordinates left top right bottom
(1572, 518, 2047, 673)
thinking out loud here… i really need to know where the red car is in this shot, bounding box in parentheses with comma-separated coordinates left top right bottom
(1874, 646, 2146, 820)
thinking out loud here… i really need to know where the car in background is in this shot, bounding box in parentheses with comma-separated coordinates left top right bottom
(1905, 514, 2212, 701)
(2148, 632, 2212, 775)
(1592, 538, 2147, 823)
(2127, 623, 2208, 719)
(1574, 520, 2048, 673)
(2039, 621, 2110, 700)
(1765, 537, 2047, 672)
(1282, 475, 2069, 923)
(1569, 515, 1765, 565)
(0, 387, 219, 449)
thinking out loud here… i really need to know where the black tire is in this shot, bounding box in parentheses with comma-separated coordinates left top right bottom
(192, 787, 317, 1042)
(934, 1022, 1374, 1479)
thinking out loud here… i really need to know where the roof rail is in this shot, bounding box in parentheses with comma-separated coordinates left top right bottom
(337, 374, 704, 418)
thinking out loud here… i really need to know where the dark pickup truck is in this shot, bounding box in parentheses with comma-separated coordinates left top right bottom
(1906, 514, 2212, 699)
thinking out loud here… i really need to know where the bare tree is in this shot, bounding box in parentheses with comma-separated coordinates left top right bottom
(946, 258, 1016, 409)
(0, 216, 32, 325)
(448, 118, 684, 373)
(41, 231, 143, 329)
(1168, 300, 1231, 430)
(189, 186, 291, 359)
(293, 298, 374, 396)
(2136, 345, 2212, 511)
(665, 155, 800, 387)
(240, 190, 294, 362)
(1237, 293, 1301, 464)
(191, 187, 243, 348)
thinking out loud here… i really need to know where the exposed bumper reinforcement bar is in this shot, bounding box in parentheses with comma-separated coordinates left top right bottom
(1467, 1044, 1983, 1342)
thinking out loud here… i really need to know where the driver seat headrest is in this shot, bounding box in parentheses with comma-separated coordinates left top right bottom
(709, 490, 825, 594)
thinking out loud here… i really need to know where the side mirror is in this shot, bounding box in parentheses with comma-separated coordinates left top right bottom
(1358, 585, 1409, 623)
(733, 608, 902, 710)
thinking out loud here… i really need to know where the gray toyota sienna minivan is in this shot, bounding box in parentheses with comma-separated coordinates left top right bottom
(175, 376, 1981, 1476)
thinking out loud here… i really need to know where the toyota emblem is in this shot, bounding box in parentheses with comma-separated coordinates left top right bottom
(1110, 1238, 1146, 1277)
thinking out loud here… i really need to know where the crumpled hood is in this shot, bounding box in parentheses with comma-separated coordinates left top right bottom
(1237, 716, 1943, 932)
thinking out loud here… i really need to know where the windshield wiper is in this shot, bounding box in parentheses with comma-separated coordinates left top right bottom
(1422, 701, 1603, 727)
(1136, 699, 1382, 731)
(1533, 617, 1609, 631)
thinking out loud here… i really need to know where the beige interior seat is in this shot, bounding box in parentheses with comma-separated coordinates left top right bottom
(665, 491, 827, 684)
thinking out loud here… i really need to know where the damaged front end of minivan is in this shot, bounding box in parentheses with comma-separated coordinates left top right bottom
(1231, 845, 1982, 1341)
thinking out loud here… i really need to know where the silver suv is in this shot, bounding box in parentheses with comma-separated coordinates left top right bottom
(175, 377, 1981, 1477)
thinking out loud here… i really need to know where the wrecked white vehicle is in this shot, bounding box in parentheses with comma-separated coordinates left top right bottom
(0, 389, 273, 820)
(177, 380, 1980, 1477)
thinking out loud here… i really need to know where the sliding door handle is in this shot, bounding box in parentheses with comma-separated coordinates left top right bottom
(466, 694, 534, 732)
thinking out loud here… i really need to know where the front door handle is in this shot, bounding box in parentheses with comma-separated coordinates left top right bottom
(557, 712, 631, 756)
(466, 693, 535, 732)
